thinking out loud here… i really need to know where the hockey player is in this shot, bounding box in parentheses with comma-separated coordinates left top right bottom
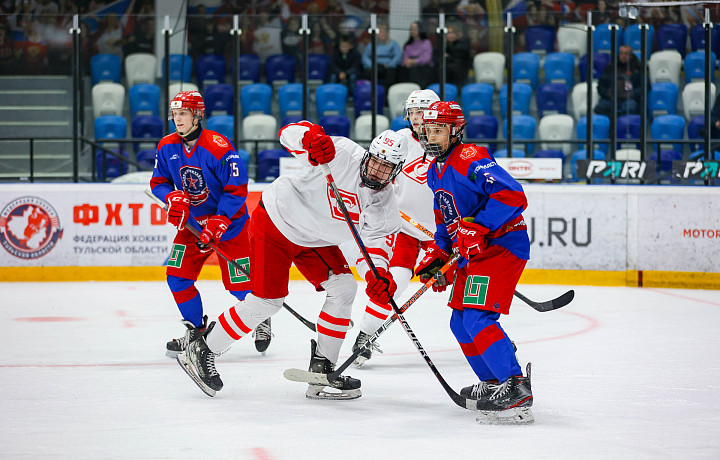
(150, 90, 272, 360)
(415, 101, 534, 424)
(350, 89, 447, 367)
(177, 122, 408, 399)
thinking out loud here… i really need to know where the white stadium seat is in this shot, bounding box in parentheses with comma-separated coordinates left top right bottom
(242, 114, 278, 153)
(91, 82, 125, 118)
(353, 114, 390, 142)
(473, 52, 505, 90)
(125, 53, 157, 86)
(387, 82, 420, 119)
(539, 114, 575, 155)
(648, 50, 682, 85)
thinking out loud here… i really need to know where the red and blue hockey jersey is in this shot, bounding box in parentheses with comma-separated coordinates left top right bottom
(150, 128, 249, 240)
(427, 143, 530, 261)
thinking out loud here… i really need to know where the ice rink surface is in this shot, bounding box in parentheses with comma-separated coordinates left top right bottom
(1, 280, 719, 459)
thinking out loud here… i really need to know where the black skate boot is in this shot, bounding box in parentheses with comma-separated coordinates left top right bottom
(460, 379, 500, 402)
(351, 331, 383, 367)
(306, 339, 362, 400)
(166, 315, 208, 358)
(252, 318, 273, 355)
(475, 363, 534, 425)
(176, 322, 223, 397)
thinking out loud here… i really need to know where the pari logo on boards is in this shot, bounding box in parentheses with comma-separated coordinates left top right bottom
(0, 196, 63, 259)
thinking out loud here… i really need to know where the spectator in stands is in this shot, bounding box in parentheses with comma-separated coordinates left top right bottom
(595, 45, 645, 117)
(0, 23, 17, 75)
(93, 12, 126, 57)
(455, 0, 489, 55)
(39, 11, 72, 74)
(592, 0, 614, 25)
(362, 23, 402, 89)
(438, 21, 471, 88)
(123, 16, 154, 56)
(20, 19, 48, 74)
(252, 12, 282, 62)
(308, 4, 337, 56)
(399, 21, 434, 88)
(281, 16, 302, 67)
(329, 33, 362, 94)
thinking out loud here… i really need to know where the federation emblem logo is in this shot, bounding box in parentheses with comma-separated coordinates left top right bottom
(212, 135, 228, 148)
(435, 189, 460, 237)
(0, 196, 63, 259)
(179, 165, 210, 205)
(401, 157, 429, 184)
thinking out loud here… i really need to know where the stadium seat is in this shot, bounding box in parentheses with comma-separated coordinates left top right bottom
(96, 147, 129, 181)
(240, 83, 272, 117)
(354, 114, 390, 141)
(512, 52, 540, 89)
(687, 115, 705, 151)
(256, 148, 290, 182)
(131, 115, 163, 153)
(129, 83, 160, 117)
(464, 115, 498, 151)
(577, 114, 611, 153)
(135, 149, 156, 171)
(493, 148, 525, 158)
(95, 115, 127, 141)
(649, 149, 682, 174)
(308, 54, 331, 86)
(427, 83, 458, 102)
(684, 50, 717, 83)
(544, 52, 575, 87)
(473, 52, 505, 90)
(525, 25, 556, 57)
(462, 83, 494, 116)
(387, 82, 421, 118)
(536, 82, 569, 117)
(648, 82, 679, 119)
(281, 115, 304, 127)
(242, 114, 278, 153)
(650, 114, 686, 152)
(534, 148, 565, 163)
(657, 23, 688, 57)
(616, 148, 642, 160)
(353, 83, 385, 117)
(236, 148, 250, 169)
(617, 115, 642, 149)
(571, 81, 600, 120)
(648, 50, 682, 85)
(204, 83, 234, 117)
(391, 115, 407, 131)
(91, 82, 125, 118)
(682, 81, 716, 120)
(594, 24, 622, 55)
(315, 83, 348, 117)
(320, 115, 351, 137)
(579, 53, 611, 82)
(168, 82, 199, 102)
(206, 115, 235, 142)
(623, 24, 654, 57)
(162, 54, 193, 82)
(499, 83, 532, 118)
(538, 114, 574, 155)
(690, 24, 720, 54)
(265, 54, 296, 89)
(125, 53, 156, 86)
(90, 53, 122, 85)
(278, 83, 304, 118)
(571, 149, 605, 181)
(196, 54, 227, 88)
(238, 53, 261, 85)
(689, 149, 720, 160)
(557, 24, 587, 58)
(502, 115, 536, 156)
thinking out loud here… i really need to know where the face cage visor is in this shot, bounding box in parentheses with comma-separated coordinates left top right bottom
(360, 151, 403, 190)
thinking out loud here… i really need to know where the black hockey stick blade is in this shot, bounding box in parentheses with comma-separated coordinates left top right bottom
(515, 289, 574, 312)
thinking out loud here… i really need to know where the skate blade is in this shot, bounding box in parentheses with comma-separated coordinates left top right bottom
(476, 407, 534, 425)
(176, 354, 216, 397)
(305, 384, 361, 400)
(352, 356, 368, 368)
(166, 349, 181, 359)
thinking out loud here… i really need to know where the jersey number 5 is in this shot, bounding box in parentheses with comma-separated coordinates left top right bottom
(231, 162, 240, 177)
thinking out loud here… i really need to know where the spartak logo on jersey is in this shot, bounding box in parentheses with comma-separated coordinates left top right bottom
(212, 135, 228, 148)
(326, 185, 360, 224)
(179, 166, 210, 206)
(0, 196, 63, 259)
(401, 156, 429, 184)
(435, 189, 460, 238)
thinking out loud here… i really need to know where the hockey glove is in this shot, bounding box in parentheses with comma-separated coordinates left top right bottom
(457, 217, 489, 260)
(166, 190, 191, 230)
(365, 268, 397, 305)
(301, 124, 335, 166)
(415, 244, 454, 292)
(199, 215, 231, 245)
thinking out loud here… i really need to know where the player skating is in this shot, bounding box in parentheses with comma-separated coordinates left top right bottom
(150, 90, 272, 360)
(415, 101, 534, 424)
(176, 122, 408, 399)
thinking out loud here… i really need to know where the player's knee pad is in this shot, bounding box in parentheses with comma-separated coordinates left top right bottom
(321, 273, 357, 317)
(242, 293, 284, 323)
(389, 266, 413, 298)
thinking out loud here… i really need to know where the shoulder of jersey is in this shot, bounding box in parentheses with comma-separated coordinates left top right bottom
(200, 130, 234, 159)
(452, 144, 492, 170)
(158, 132, 181, 149)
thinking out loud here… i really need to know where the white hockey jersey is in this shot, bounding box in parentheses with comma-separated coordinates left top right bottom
(262, 122, 402, 275)
(393, 128, 436, 242)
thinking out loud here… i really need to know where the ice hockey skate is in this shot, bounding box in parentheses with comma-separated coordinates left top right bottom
(305, 339, 361, 400)
(475, 363, 534, 425)
(166, 315, 207, 358)
(176, 323, 222, 397)
(351, 331, 383, 367)
(252, 318, 273, 355)
(460, 379, 500, 401)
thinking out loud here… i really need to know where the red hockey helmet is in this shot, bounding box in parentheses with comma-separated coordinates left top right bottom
(169, 90, 205, 120)
(421, 101, 466, 160)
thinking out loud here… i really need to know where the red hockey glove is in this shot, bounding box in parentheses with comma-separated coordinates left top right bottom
(199, 215, 231, 245)
(457, 217, 489, 260)
(301, 124, 335, 166)
(365, 268, 397, 305)
(166, 190, 190, 230)
(431, 262, 457, 293)
(415, 244, 451, 281)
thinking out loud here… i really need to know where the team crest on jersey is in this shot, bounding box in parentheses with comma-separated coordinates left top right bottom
(326, 185, 360, 224)
(0, 196, 63, 259)
(435, 189, 460, 237)
(401, 156, 429, 184)
(179, 166, 210, 205)
(212, 135, 228, 148)
(459, 146, 476, 160)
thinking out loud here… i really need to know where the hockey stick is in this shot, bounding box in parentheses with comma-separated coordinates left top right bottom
(143, 189, 323, 332)
(399, 210, 574, 312)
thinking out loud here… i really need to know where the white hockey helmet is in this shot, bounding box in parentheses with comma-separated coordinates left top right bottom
(360, 130, 409, 190)
(404, 89, 440, 120)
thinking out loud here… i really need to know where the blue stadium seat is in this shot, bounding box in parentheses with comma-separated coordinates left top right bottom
(648, 82, 679, 118)
(684, 51, 717, 83)
(499, 83, 533, 118)
(571, 149, 606, 181)
(649, 149, 682, 173)
(90, 53, 122, 85)
(461, 83, 494, 116)
(278, 83, 304, 118)
(650, 114, 685, 152)
(512, 53, 541, 89)
(95, 115, 127, 141)
(240, 83, 272, 117)
(617, 114, 642, 149)
(689, 149, 720, 160)
(96, 147, 129, 181)
(544, 52, 575, 87)
(493, 148, 526, 158)
(525, 25, 556, 56)
(265, 54, 296, 87)
(204, 83, 234, 117)
(196, 54, 227, 88)
(503, 115, 536, 156)
(687, 115, 705, 151)
(657, 23, 688, 57)
(308, 54, 331, 84)
(534, 149, 565, 165)
(594, 24, 622, 55)
(427, 83, 458, 102)
(206, 115, 235, 141)
(391, 115, 407, 131)
(236, 148, 250, 168)
(320, 115, 351, 137)
(579, 53, 611, 82)
(315, 83, 348, 117)
(131, 115, 163, 153)
(135, 149, 156, 171)
(577, 115, 610, 154)
(238, 54, 261, 84)
(353, 83, 385, 117)
(536, 82, 568, 117)
(465, 115, 498, 151)
(623, 24, 654, 56)
(162, 54, 193, 82)
(256, 148, 290, 182)
(690, 24, 720, 54)
(281, 115, 304, 127)
(129, 83, 160, 117)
